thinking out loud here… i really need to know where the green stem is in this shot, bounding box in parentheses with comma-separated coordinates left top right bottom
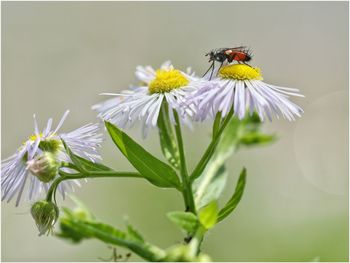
(46, 171, 142, 203)
(60, 161, 77, 170)
(190, 109, 234, 182)
(173, 111, 196, 214)
(212, 112, 222, 139)
(188, 226, 206, 257)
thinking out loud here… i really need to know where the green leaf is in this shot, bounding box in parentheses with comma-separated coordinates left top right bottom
(157, 102, 180, 169)
(56, 218, 87, 243)
(239, 132, 276, 146)
(56, 205, 95, 243)
(190, 115, 242, 182)
(218, 168, 247, 222)
(190, 112, 274, 183)
(194, 165, 228, 209)
(61, 139, 112, 172)
(199, 201, 218, 230)
(105, 121, 181, 189)
(126, 224, 145, 243)
(192, 117, 242, 205)
(56, 205, 166, 261)
(167, 211, 199, 234)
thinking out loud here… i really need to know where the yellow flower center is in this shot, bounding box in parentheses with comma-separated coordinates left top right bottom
(26, 133, 61, 153)
(218, 64, 263, 81)
(29, 133, 43, 141)
(148, 69, 189, 94)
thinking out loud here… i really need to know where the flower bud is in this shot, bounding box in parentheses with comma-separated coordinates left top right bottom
(27, 152, 60, 183)
(31, 200, 59, 236)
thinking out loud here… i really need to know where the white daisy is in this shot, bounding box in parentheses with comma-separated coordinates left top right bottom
(190, 64, 304, 121)
(93, 61, 198, 137)
(1, 110, 103, 206)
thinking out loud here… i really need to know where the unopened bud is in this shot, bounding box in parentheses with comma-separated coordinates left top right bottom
(27, 152, 60, 183)
(31, 200, 59, 236)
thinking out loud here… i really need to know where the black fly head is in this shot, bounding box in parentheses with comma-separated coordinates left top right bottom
(205, 50, 215, 62)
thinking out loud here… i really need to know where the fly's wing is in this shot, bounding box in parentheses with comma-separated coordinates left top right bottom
(223, 46, 247, 54)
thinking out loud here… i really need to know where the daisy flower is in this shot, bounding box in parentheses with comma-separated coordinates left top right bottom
(1, 110, 103, 206)
(93, 61, 198, 137)
(190, 64, 304, 121)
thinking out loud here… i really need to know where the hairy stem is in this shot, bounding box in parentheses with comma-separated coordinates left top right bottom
(212, 112, 222, 139)
(173, 111, 196, 214)
(46, 171, 142, 203)
(188, 226, 206, 257)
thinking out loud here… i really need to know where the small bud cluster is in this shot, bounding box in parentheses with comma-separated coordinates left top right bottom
(31, 200, 59, 236)
(26, 152, 60, 183)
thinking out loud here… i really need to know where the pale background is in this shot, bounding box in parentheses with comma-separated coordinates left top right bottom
(1, 2, 348, 262)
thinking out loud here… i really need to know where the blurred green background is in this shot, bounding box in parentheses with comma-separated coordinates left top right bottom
(1, 1, 348, 262)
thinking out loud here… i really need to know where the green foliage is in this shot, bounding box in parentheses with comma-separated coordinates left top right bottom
(190, 115, 241, 182)
(239, 132, 276, 146)
(49, 111, 276, 261)
(218, 168, 247, 222)
(127, 224, 145, 243)
(56, 202, 166, 261)
(157, 102, 180, 169)
(238, 113, 276, 147)
(194, 165, 227, 209)
(105, 121, 181, 189)
(198, 201, 218, 230)
(167, 211, 199, 234)
(192, 117, 242, 209)
(61, 139, 113, 173)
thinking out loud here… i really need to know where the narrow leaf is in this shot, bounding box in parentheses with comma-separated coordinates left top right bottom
(72, 155, 113, 171)
(192, 117, 242, 206)
(105, 121, 181, 189)
(199, 201, 218, 230)
(239, 132, 276, 146)
(167, 211, 198, 234)
(127, 224, 145, 243)
(157, 102, 180, 169)
(218, 168, 247, 222)
(194, 165, 228, 209)
(61, 139, 112, 172)
(56, 206, 166, 261)
(190, 116, 242, 182)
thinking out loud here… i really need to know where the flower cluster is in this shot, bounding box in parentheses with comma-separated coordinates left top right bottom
(2, 49, 305, 260)
(2, 58, 303, 207)
(94, 61, 304, 136)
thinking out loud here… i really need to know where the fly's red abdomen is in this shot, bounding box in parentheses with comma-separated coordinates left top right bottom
(228, 51, 250, 62)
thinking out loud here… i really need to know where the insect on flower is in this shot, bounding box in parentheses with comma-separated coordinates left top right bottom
(204, 46, 253, 80)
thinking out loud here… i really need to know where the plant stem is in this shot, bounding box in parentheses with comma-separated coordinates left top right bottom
(212, 112, 222, 139)
(173, 111, 196, 214)
(46, 171, 142, 203)
(188, 226, 206, 257)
